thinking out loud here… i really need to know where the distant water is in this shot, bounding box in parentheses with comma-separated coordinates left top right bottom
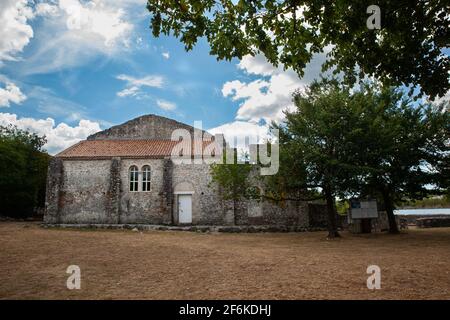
(395, 208, 450, 215)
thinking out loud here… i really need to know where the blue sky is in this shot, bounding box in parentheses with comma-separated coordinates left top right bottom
(6, 0, 430, 154)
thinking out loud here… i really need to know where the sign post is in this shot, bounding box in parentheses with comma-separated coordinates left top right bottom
(349, 199, 379, 233)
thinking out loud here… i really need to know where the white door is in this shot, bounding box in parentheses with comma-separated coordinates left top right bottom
(178, 194, 192, 224)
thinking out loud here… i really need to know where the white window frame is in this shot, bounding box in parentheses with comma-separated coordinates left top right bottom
(142, 165, 151, 192)
(129, 165, 139, 192)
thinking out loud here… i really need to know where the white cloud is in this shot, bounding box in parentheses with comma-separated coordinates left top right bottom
(237, 54, 279, 76)
(0, 0, 34, 64)
(117, 74, 164, 88)
(222, 51, 329, 124)
(0, 79, 27, 107)
(162, 51, 170, 59)
(0, 112, 101, 155)
(222, 72, 298, 124)
(116, 74, 164, 98)
(117, 86, 139, 98)
(208, 121, 269, 150)
(156, 99, 176, 111)
(14, 0, 137, 75)
(215, 50, 331, 152)
(58, 0, 132, 47)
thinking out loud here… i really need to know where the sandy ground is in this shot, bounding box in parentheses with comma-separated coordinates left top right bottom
(0, 222, 449, 300)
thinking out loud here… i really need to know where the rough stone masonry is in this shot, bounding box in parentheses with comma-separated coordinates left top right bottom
(44, 114, 311, 228)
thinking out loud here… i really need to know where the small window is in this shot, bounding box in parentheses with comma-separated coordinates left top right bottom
(129, 166, 138, 192)
(142, 165, 151, 192)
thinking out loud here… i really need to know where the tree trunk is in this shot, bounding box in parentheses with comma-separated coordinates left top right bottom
(382, 190, 399, 234)
(233, 198, 238, 225)
(324, 187, 340, 238)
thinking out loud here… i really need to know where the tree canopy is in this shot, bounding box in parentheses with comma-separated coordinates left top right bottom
(275, 80, 449, 234)
(273, 79, 367, 237)
(210, 79, 449, 236)
(0, 125, 50, 218)
(352, 86, 450, 232)
(147, 0, 449, 99)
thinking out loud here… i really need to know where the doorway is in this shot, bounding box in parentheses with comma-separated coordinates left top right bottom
(178, 194, 192, 224)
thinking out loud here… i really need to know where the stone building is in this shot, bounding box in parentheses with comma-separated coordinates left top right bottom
(44, 114, 311, 228)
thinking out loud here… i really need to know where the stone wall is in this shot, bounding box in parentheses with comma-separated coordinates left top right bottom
(87, 114, 212, 141)
(307, 204, 347, 230)
(371, 210, 390, 232)
(119, 158, 170, 224)
(57, 160, 111, 223)
(43, 157, 64, 224)
(106, 157, 121, 224)
(172, 162, 226, 225)
(416, 216, 450, 228)
(240, 199, 309, 228)
(162, 158, 174, 224)
(44, 114, 313, 227)
(45, 157, 311, 228)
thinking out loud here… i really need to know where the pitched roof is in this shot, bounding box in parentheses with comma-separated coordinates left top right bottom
(56, 139, 221, 159)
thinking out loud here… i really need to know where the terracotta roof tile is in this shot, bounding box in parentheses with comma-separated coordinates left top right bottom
(56, 140, 221, 159)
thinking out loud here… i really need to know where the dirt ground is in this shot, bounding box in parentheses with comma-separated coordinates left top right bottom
(0, 222, 449, 300)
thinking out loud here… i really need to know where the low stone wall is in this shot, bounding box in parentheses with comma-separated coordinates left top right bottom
(397, 214, 450, 226)
(41, 223, 323, 233)
(308, 203, 346, 230)
(416, 217, 450, 228)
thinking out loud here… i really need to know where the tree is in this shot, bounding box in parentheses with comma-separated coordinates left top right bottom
(0, 125, 50, 218)
(209, 150, 255, 224)
(275, 79, 366, 238)
(209, 79, 448, 235)
(147, 0, 449, 99)
(353, 87, 450, 233)
(270, 80, 449, 235)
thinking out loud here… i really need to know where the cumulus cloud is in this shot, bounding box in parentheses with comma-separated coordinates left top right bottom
(116, 74, 165, 98)
(222, 73, 298, 123)
(0, 0, 34, 64)
(216, 50, 331, 151)
(0, 80, 27, 107)
(0, 112, 101, 155)
(208, 121, 270, 150)
(222, 51, 329, 124)
(156, 99, 176, 111)
(58, 0, 132, 46)
(237, 54, 279, 77)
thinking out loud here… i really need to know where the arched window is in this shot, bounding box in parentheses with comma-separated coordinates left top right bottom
(142, 165, 151, 192)
(129, 166, 138, 192)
